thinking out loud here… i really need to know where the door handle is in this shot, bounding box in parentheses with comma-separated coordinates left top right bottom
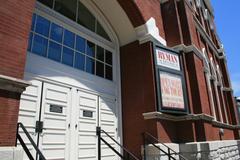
(75, 124, 77, 129)
(31, 132, 37, 136)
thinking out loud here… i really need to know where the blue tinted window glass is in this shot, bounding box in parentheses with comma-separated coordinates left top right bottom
(48, 41, 62, 62)
(74, 52, 85, 71)
(32, 34, 48, 57)
(31, 14, 36, 31)
(35, 16, 50, 37)
(86, 41, 95, 57)
(86, 57, 95, 74)
(62, 47, 74, 66)
(50, 23, 63, 43)
(64, 30, 75, 48)
(76, 36, 85, 53)
(28, 33, 33, 51)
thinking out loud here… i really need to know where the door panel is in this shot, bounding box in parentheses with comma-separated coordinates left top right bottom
(18, 80, 43, 160)
(39, 82, 71, 160)
(99, 96, 118, 160)
(19, 78, 119, 160)
(77, 91, 98, 160)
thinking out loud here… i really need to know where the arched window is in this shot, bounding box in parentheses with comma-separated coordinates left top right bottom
(37, 0, 111, 41)
(27, 0, 114, 80)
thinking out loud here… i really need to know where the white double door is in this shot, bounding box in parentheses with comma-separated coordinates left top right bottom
(18, 79, 119, 160)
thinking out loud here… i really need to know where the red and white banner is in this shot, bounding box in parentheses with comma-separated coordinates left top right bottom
(160, 72, 185, 109)
(156, 49, 180, 71)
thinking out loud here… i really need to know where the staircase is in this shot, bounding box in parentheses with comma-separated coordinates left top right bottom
(16, 122, 46, 160)
(16, 123, 186, 160)
(142, 132, 188, 160)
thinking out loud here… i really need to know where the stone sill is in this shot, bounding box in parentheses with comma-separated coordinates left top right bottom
(143, 112, 240, 129)
(0, 74, 31, 93)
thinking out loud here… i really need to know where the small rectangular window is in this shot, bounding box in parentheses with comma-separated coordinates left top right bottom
(86, 41, 95, 58)
(86, 57, 95, 74)
(35, 16, 50, 37)
(105, 50, 112, 65)
(76, 35, 85, 53)
(54, 0, 77, 21)
(50, 23, 63, 43)
(48, 41, 62, 62)
(105, 65, 112, 80)
(32, 34, 48, 57)
(75, 52, 85, 71)
(62, 47, 74, 67)
(64, 29, 75, 48)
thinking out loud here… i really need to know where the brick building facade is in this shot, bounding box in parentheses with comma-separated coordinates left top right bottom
(0, 0, 239, 159)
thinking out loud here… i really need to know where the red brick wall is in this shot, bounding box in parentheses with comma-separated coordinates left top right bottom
(0, 90, 21, 146)
(182, 0, 199, 47)
(118, 0, 165, 39)
(120, 41, 159, 158)
(135, 0, 165, 38)
(0, 0, 36, 79)
(0, 0, 36, 146)
(161, 0, 183, 46)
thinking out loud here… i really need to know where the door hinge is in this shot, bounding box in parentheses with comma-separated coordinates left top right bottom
(35, 121, 44, 133)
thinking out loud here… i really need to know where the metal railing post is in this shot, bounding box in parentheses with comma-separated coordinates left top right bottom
(15, 123, 19, 146)
(142, 133, 147, 160)
(168, 148, 171, 160)
(96, 126, 101, 160)
(143, 132, 188, 160)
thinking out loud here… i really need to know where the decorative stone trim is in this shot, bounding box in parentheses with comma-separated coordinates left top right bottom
(0, 147, 23, 160)
(143, 112, 240, 129)
(222, 87, 233, 92)
(143, 112, 214, 122)
(159, 0, 169, 4)
(212, 120, 240, 129)
(0, 75, 31, 93)
(143, 140, 240, 160)
(135, 17, 167, 45)
(173, 44, 204, 60)
(194, 16, 221, 59)
(180, 140, 240, 160)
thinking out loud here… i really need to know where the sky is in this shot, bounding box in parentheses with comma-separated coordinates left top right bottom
(211, 0, 240, 97)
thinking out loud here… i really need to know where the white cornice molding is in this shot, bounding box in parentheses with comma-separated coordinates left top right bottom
(0, 75, 31, 93)
(135, 17, 167, 45)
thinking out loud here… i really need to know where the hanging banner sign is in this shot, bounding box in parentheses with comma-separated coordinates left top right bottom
(153, 45, 188, 114)
(156, 49, 180, 71)
(159, 72, 185, 109)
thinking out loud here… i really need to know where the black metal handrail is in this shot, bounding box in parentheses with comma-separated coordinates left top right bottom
(143, 132, 188, 160)
(16, 122, 46, 160)
(96, 126, 140, 160)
